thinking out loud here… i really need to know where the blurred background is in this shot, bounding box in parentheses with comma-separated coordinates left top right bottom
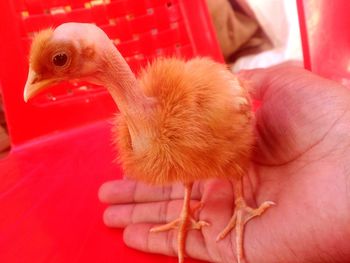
(207, 0, 302, 71)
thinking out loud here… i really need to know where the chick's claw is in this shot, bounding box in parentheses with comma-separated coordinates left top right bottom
(150, 216, 210, 233)
(150, 182, 209, 263)
(217, 198, 275, 263)
(150, 200, 209, 232)
(191, 219, 210, 230)
(217, 199, 275, 241)
(150, 209, 209, 263)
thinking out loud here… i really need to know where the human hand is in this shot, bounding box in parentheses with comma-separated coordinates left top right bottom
(99, 66, 350, 263)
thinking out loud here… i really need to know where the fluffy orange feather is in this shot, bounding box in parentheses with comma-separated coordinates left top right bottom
(115, 57, 253, 185)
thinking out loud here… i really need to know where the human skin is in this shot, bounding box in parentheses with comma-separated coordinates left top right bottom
(99, 66, 350, 263)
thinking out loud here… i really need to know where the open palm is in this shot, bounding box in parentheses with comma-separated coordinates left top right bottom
(99, 66, 350, 263)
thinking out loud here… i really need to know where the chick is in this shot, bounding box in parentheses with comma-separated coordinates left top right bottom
(23, 23, 274, 263)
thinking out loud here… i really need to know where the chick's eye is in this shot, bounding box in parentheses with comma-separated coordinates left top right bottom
(52, 53, 68, 67)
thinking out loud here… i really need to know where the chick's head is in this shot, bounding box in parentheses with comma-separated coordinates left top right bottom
(24, 23, 112, 101)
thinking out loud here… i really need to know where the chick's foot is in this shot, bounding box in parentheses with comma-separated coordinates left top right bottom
(150, 183, 209, 263)
(150, 203, 209, 263)
(217, 197, 275, 263)
(150, 209, 209, 233)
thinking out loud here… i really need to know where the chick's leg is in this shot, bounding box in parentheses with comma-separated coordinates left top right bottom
(217, 178, 274, 263)
(150, 182, 209, 263)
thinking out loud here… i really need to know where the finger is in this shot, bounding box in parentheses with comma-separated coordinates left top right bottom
(123, 223, 211, 262)
(238, 65, 307, 101)
(103, 200, 201, 227)
(98, 179, 202, 204)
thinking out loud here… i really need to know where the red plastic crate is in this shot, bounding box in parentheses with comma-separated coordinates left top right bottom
(0, 1, 222, 263)
(297, 0, 350, 85)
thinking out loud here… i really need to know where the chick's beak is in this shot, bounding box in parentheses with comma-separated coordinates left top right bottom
(23, 68, 58, 102)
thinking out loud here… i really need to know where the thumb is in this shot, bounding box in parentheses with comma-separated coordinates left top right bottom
(238, 68, 270, 101)
(237, 62, 305, 100)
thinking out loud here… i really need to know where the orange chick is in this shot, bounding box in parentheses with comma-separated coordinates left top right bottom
(23, 23, 274, 263)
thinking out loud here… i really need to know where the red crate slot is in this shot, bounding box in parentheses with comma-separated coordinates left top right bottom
(39, 0, 69, 10)
(109, 16, 134, 41)
(24, 0, 44, 14)
(127, 4, 182, 34)
(90, 4, 109, 25)
(105, 1, 141, 18)
(64, 0, 86, 9)
(13, 0, 27, 11)
(67, 7, 93, 24)
(22, 14, 53, 33)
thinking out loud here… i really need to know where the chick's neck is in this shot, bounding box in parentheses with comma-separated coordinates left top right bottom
(99, 46, 155, 149)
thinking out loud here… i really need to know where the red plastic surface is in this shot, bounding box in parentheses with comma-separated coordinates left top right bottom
(0, 120, 201, 263)
(0, 0, 222, 262)
(297, 0, 350, 84)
